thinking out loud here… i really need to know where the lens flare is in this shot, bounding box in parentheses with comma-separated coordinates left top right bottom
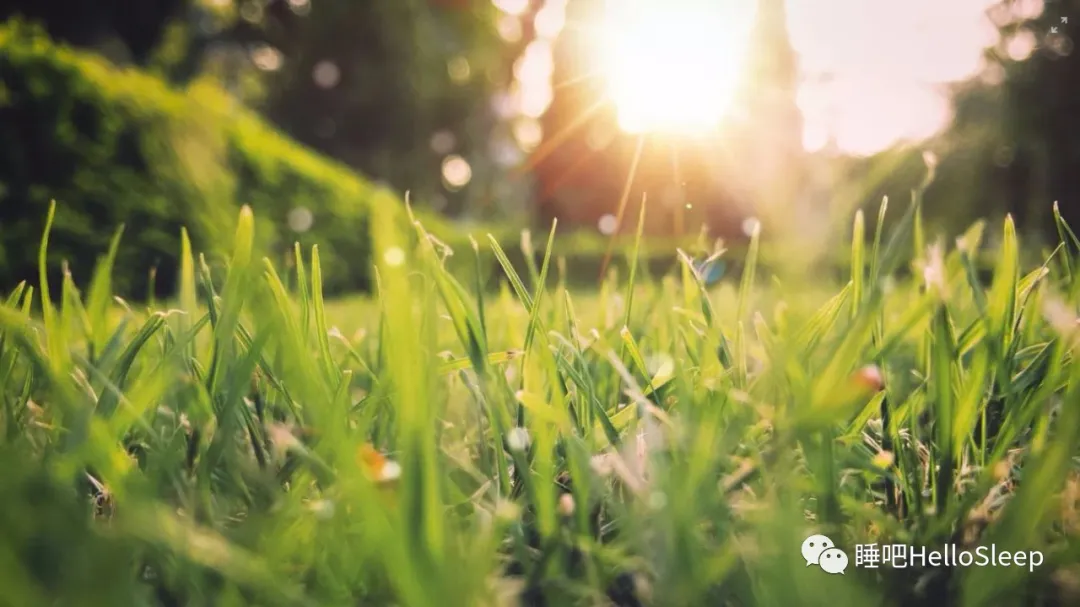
(594, 0, 756, 135)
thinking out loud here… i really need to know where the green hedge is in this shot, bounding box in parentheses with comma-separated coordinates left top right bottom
(0, 21, 389, 298)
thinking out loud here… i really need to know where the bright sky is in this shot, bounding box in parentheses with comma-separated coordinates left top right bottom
(494, 0, 1041, 157)
(788, 0, 1023, 155)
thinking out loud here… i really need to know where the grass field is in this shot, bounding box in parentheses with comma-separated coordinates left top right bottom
(2, 192, 1080, 607)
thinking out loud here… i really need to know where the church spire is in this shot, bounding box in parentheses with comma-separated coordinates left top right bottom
(748, 0, 797, 92)
(735, 0, 807, 234)
(741, 0, 801, 138)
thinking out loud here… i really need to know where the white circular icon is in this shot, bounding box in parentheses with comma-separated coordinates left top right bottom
(801, 534, 835, 566)
(819, 547, 849, 575)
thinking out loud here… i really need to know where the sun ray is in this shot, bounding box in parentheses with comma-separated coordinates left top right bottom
(463, 97, 609, 218)
(599, 134, 646, 279)
(670, 144, 685, 236)
(514, 98, 608, 176)
(513, 0, 768, 248)
(536, 141, 609, 203)
(553, 70, 600, 90)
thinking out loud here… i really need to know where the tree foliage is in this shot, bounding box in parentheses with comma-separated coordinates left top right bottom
(0, 21, 382, 298)
(0, 0, 185, 63)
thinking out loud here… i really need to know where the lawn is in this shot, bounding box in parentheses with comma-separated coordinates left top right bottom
(2, 194, 1080, 607)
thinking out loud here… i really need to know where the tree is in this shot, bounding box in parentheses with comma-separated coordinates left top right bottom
(0, 0, 186, 63)
(2, 0, 526, 222)
(998, 0, 1080, 234)
(178, 0, 518, 219)
(922, 0, 1080, 241)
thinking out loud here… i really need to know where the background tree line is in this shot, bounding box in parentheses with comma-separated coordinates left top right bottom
(2, 0, 1080, 293)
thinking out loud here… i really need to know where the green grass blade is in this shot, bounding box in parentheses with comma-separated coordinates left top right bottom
(851, 210, 865, 319)
(38, 200, 67, 371)
(207, 206, 256, 396)
(310, 245, 341, 389)
(523, 219, 557, 368)
(86, 225, 124, 356)
(869, 196, 888, 287)
(293, 242, 311, 337)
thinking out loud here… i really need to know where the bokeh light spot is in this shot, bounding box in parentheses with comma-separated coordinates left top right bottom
(251, 45, 283, 71)
(383, 247, 406, 267)
(497, 15, 523, 42)
(288, 207, 314, 233)
(1007, 29, 1037, 61)
(598, 214, 618, 235)
(1047, 33, 1074, 58)
(535, 2, 567, 40)
(493, 0, 529, 17)
(448, 56, 472, 84)
(442, 155, 473, 190)
(512, 118, 543, 151)
(287, 0, 311, 16)
(313, 60, 341, 88)
(430, 130, 457, 155)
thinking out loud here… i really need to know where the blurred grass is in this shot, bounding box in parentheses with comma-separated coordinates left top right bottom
(2, 191, 1080, 606)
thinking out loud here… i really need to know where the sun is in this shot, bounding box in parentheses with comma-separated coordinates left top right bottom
(594, 0, 758, 135)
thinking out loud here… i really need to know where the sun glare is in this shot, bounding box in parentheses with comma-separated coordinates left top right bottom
(596, 0, 757, 135)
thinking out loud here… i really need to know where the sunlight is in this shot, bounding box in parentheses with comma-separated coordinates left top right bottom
(594, 0, 757, 135)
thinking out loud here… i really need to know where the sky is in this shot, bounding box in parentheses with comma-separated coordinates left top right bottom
(494, 0, 1049, 158)
(787, 0, 1036, 156)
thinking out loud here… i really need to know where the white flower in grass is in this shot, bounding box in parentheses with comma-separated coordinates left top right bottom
(268, 423, 300, 459)
(308, 499, 335, 520)
(495, 499, 521, 521)
(557, 493, 575, 517)
(380, 460, 402, 482)
(1044, 297, 1079, 335)
(1044, 297, 1080, 349)
(507, 427, 531, 452)
(921, 243, 946, 295)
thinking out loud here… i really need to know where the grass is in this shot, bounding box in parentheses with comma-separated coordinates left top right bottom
(2, 193, 1080, 607)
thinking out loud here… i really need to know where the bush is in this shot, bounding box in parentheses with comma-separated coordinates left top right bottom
(0, 20, 388, 298)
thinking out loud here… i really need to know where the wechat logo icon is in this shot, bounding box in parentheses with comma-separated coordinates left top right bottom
(802, 534, 849, 574)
